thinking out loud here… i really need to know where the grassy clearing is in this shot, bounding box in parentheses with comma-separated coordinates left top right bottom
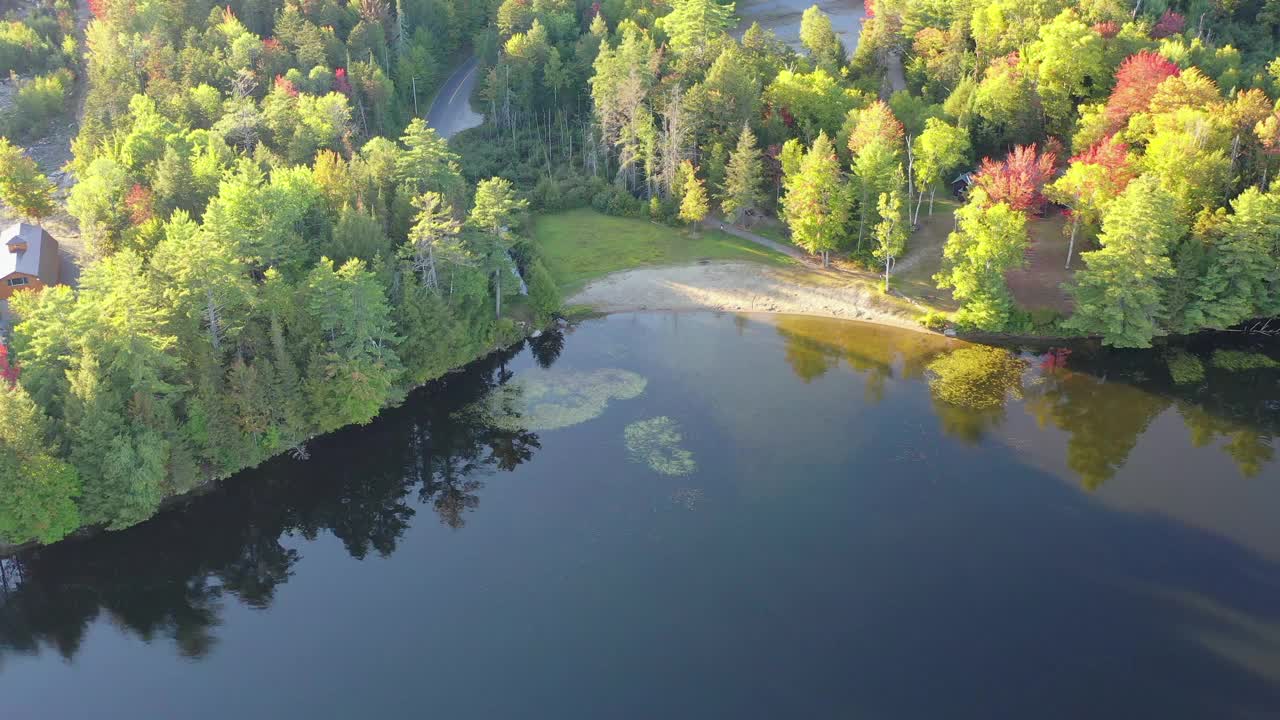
(534, 208, 793, 294)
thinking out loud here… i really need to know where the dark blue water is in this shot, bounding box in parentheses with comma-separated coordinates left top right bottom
(2, 312, 1278, 718)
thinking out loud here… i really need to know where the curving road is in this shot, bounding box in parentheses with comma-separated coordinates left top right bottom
(426, 56, 484, 138)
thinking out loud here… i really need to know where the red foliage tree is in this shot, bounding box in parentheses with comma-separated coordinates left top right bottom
(333, 67, 352, 96)
(1092, 21, 1119, 38)
(0, 342, 18, 386)
(865, 0, 876, 17)
(125, 184, 154, 226)
(973, 144, 1057, 214)
(1151, 10, 1186, 39)
(86, 0, 107, 18)
(1105, 51, 1180, 129)
(1069, 134, 1135, 189)
(274, 74, 299, 97)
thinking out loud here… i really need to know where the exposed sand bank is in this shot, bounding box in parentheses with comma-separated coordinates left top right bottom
(568, 261, 926, 331)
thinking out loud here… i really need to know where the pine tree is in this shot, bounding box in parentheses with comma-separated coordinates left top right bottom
(1066, 176, 1186, 347)
(721, 123, 763, 223)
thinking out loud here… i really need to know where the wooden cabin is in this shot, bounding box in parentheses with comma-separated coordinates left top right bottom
(0, 223, 60, 300)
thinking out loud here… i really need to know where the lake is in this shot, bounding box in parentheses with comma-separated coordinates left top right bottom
(2, 312, 1279, 719)
(736, 0, 868, 52)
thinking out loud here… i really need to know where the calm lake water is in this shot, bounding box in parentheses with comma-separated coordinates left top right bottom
(2, 312, 1279, 719)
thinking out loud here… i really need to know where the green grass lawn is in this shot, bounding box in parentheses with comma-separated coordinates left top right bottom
(534, 208, 792, 294)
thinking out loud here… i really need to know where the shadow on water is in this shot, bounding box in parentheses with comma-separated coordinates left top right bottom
(0, 315, 1278, 718)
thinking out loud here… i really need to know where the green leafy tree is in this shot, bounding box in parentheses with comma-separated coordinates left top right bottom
(679, 161, 710, 224)
(1067, 176, 1186, 348)
(657, 0, 737, 57)
(935, 193, 1028, 331)
(782, 132, 850, 266)
(911, 118, 969, 223)
(874, 180, 908, 292)
(0, 138, 57, 224)
(0, 382, 80, 545)
(852, 139, 902, 251)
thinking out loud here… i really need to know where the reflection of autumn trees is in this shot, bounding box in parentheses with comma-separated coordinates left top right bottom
(1025, 371, 1170, 490)
(0, 343, 545, 663)
(775, 318, 1279, 486)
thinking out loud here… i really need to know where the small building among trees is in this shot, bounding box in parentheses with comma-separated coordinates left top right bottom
(1, 223, 60, 300)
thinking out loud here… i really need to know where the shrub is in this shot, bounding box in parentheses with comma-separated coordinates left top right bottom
(525, 257, 561, 324)
(3, 69, 72, 139)
(0, 21, 54, 75)
(1028, 308, 1062, 333)
(918, 310, 950, 331)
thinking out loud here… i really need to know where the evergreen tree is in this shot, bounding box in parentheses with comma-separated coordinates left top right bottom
(1067, 176, 1185, 348)
(721, 124, 763, 223)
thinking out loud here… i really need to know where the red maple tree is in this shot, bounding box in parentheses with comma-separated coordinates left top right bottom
(1092, 21, 1119, 38)
(973, 144, 1057, 214)
(125, 184, 154, 226)
(274, 74, 300, 97)
(1151, 10, 1186, 39)
(334, 67, 352, 96)
(1105, 51, 1180, 129)
(0, 342, 18, 386)
(1069, 134, 1135, 188)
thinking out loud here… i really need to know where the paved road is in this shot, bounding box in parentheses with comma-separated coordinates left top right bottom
(426, 56, 483, 139)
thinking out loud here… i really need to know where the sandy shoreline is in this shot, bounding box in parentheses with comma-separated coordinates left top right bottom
(568, 261, 927, 331)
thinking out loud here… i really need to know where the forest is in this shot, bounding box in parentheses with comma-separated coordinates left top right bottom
(1, 0, 1280, 546)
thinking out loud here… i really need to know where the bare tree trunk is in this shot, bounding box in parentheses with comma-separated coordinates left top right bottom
(1065, 215, 1079, 270)
(206, 289, 221, 352)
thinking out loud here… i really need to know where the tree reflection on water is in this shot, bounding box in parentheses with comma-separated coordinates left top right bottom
(0, 336, 551, 663)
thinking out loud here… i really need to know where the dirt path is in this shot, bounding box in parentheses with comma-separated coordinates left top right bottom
(702, 219, 806, 260)
(569, 261, 925, 330)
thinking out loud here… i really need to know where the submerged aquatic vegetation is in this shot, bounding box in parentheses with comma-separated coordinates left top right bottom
(1211, 350, 1279, 372)
(926, 346, 1027, 411)
(467, 367, 647, 431)
(624, 416, 697, 476)
(1166, 349, 1206, 385)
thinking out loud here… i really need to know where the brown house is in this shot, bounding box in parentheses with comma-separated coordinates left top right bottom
(1, 223, 60, 300)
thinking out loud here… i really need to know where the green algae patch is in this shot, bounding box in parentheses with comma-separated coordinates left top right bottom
(926, 346, 1026, 411)
(624, 416, 697, 476)
(1211, 350, 1280, 372)
(1166, 349, 1206, 385)
(468, 367, 647, 431)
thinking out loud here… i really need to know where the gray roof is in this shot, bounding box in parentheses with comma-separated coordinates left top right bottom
(1, 223, 59, 284)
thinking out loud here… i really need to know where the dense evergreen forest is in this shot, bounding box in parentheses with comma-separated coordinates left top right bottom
(1, 0, 1279, 546)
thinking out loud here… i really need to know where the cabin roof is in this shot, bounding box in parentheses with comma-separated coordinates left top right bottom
(1, 223, 57, 281)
